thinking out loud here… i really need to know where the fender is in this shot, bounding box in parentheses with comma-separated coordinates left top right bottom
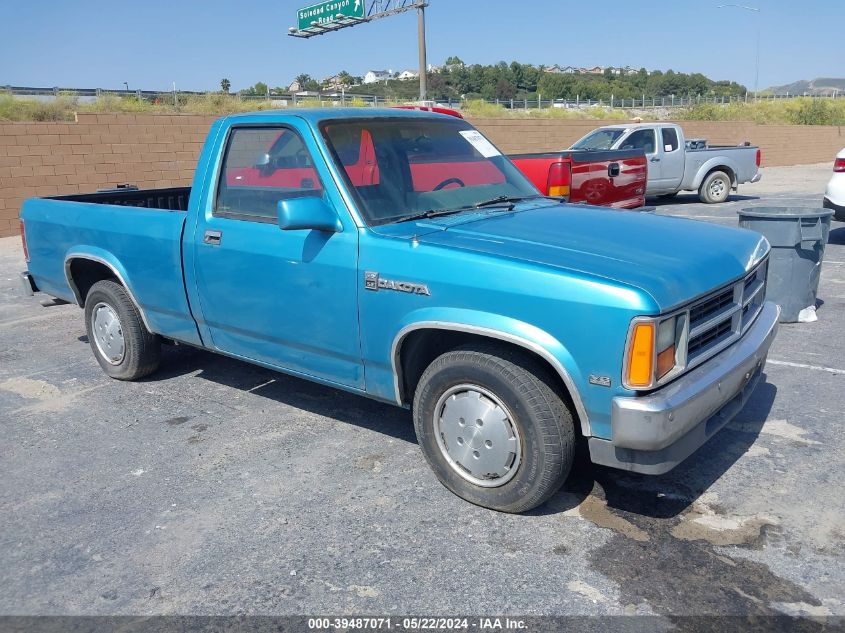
(63, 247, 155, 334)
(389, 308, 593, 437)
(691, 156, 741, 190)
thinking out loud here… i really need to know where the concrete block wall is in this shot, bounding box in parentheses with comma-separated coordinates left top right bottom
(2, 113, 843, 237)
(470, 118, 845, 166)
(1, 113, 215, 238)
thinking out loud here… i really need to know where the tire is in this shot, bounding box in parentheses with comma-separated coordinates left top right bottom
(698, 170, 732, 204)
(84, 279, 161, 380)
(412, 344, 575, 513)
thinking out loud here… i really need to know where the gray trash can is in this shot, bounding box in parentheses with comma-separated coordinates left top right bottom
(737, 207, 834, 323)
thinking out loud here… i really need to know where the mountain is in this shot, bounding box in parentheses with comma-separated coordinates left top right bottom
(767, 77, 845, 96)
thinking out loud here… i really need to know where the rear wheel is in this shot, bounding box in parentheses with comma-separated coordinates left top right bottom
(699, 170, 732, 203)
(84, 280, 161, 380)
(412, 344, 575, 513)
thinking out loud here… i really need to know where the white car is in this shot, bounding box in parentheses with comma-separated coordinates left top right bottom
(824, 148, 845, 221)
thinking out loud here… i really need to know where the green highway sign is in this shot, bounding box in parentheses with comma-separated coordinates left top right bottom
(297, 0, 365, 30)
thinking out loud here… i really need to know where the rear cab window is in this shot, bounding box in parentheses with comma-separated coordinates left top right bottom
(661, 127, 680, 152)
(214, 126, 323, 222)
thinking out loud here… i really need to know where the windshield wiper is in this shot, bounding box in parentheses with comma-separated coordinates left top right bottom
(388, 196, 540, 225)
(389, 207, 468, 224)
(472, 195, 538, 210)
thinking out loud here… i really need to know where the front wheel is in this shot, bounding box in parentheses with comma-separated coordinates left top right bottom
(413, 344, 575, 513)
(699, 170, 732, 203)
(84, 280, 161, 380)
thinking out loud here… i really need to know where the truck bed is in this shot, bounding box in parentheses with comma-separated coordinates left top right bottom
(21, 186, 199, 344)
(51, 186, 191, 211)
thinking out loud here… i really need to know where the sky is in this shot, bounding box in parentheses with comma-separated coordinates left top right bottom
(1, 0, 843, 93)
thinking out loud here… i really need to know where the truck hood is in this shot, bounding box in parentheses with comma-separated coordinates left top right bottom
(380, 202, 769, 311)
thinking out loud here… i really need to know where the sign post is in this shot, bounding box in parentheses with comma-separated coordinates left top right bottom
(290, 1, 429, 102)
(417, 2, 426, 100)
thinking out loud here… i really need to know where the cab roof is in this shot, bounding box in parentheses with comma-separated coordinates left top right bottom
(221, 107, 459, 126)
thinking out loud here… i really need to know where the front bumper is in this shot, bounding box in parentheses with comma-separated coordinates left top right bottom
(589, 301, 780, 475)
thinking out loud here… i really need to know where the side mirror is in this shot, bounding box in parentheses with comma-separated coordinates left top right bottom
(277, 197, 342, 233)
(255, 153, 271, 168)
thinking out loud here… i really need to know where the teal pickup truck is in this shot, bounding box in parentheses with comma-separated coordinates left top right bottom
(19, 109, 779, 512)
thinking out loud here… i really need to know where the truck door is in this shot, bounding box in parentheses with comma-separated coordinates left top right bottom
(620, 128, 661, 194)
(190, 123, 363, 389)
(656, 126, 685, 192)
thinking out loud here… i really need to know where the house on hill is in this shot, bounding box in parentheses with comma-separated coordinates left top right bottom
(397, 69, 419, 81)
(363, 70, 392, 84)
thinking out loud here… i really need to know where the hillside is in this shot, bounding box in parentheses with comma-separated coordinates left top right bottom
(768, 77, 845, 96)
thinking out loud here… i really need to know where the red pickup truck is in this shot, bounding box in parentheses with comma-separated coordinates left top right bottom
(396, 105, 647, 208)
(509, 149, 647, 209)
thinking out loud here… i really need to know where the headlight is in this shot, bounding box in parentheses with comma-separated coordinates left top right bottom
(623, 314, 688, 390)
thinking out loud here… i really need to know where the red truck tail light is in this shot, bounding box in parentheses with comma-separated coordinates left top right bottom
(547, 162, 571, 199)
(20, 219, 30, 262)
(756, 149, 761, 168)
(834, 157, 845, 173)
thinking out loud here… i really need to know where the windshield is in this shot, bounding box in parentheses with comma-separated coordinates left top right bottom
(321, 117, 540, 226)
(571, 128, 625, 151)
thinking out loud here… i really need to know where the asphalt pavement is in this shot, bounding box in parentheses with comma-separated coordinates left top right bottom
(0, 162, 843, 625)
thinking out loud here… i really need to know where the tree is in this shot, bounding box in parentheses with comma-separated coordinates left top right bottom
(254, 82, 268, 96)
(220, 78, 231, 93)
(494, 79, 517, 100)
(444, 55, 465, 66)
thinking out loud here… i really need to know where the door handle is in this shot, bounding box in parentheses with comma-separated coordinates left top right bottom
(608, 163, 620, 178)
(203, 229, 222, 246)
(650, 157, 661, 162)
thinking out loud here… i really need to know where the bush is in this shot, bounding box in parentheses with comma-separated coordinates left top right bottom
(679, 97, 845, 125)
(0, 93, 77, 121)
(787, 98, 843, 125)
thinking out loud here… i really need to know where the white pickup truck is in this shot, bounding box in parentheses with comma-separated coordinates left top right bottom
(571, 123, 762, 203)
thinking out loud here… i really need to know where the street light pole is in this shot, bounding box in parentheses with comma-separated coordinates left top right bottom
(717, 4, 760, 98)
(417, 1, 427, 101)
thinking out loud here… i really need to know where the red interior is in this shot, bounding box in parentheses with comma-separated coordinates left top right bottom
(226, 129, 504, 193)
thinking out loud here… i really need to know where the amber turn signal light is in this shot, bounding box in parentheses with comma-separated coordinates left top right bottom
(626, 322, 654, 388)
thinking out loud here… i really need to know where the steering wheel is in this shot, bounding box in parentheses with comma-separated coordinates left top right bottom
(433, 177, 466, 191)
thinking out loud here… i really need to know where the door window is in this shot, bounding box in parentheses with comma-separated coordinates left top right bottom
(215, 127, 323, 221)
(621, 129, 656, 154)
(661, 127, 680, 152)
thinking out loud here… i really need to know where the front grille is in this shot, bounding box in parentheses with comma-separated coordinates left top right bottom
(689, 288, 734, 329)
(688, 320, 732, 356)
(685, 259, 767, 369)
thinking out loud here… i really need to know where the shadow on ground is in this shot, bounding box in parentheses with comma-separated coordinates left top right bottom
(144, 343, 416, 443)
(143, 340, 776, 523)
(828, 226, 845, 245)
(647, 193, 760, 206)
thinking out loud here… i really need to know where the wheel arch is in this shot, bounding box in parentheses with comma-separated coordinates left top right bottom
(693, 159, 739, 190)
(391, 321, 592, 437)
(64, 250, 154, 333)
